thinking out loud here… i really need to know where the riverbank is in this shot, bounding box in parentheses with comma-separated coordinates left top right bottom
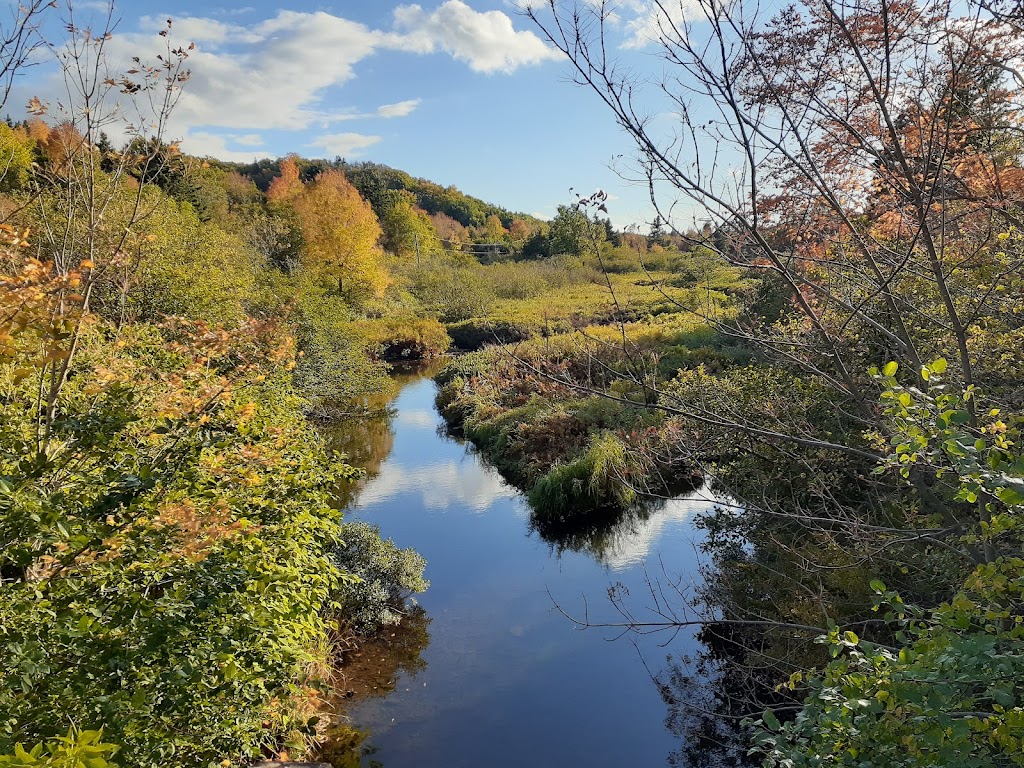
(430, 248, 748, 523)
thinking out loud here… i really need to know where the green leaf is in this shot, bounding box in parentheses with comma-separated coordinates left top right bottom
(883, 361, 898, 377)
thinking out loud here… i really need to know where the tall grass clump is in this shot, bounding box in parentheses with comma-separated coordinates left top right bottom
(528, 432, 647, 521)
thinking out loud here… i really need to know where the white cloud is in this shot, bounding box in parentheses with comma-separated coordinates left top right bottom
(231, 133, 265, 147)
(333, 99, 424, 122)
(620, 0, 699, 49)
(182, 131, 272, 162)
(211, 6, 256, 17)
(102, 13, 380, 138)
(310, 132, 382, 158)
(356, 459, 520, 513)
(144, 16, 253, 46)
(86, 4, 556, 159)
(391, 0, 561, 73)
(598, 485, 720, 571)
(376, 99, 422, 118)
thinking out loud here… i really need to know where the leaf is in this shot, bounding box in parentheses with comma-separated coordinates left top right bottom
(883, 361, 898, 377)
(26, 96, 47, 115)
(762, 708, 781, 731)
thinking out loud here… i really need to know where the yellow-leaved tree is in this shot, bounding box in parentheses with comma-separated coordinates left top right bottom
(290, 169, 389, 301)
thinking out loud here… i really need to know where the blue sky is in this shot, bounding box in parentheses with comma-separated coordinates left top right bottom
(19, 1, 702, 227)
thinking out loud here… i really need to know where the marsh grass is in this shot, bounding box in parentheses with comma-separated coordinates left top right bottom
(432, 246, 748, 522)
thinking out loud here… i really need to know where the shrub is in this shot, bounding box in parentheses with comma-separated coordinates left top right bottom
(0, 124, 34, 194)
(445, 319, 529, 350)
(408, 263, 492, 322)
(0, 315, 358, 765)
(333, 521, 428, 635)
(0, 729, 119, 768)
(292, 291, 391, 409)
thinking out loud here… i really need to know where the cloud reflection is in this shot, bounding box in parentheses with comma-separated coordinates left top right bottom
(356, 459, 520, 513)
(598, 486, 723, 572)
(394, 409, 439, 429)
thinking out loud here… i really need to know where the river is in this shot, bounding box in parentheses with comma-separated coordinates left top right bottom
(327, 366, 724, 767)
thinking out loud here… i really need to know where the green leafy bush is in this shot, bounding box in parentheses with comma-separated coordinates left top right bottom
(0, 729, 119, 768)
(292, 290, 391, 410)
(751, 362, 1024, 767)
(333, 521, 428, 634)
(353, 316, 450, 360)
(0, 260, 363, 765)
(445, 319, 529, 351)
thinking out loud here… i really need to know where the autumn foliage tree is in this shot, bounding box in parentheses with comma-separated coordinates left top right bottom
(266, 153, 304, 204)
(278, 169, 389, 300)
(529, 0, 1024, 568)
(429, 211, 469, 246)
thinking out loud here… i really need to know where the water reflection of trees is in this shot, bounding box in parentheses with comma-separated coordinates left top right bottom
(654, 651, 748, 768)
(322, 410, 397, 507)
(652, 612, 810, 768)
(633, 479, 883, 768)
(321, 362, 446, 510)
(322, 608, 432, 768)
(335, 607, 431, 701)
(532, 478, 820, 767)
(531, 501, 662, 561)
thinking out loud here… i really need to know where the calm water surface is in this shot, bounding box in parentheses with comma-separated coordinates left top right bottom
(334, 369, 720, 767)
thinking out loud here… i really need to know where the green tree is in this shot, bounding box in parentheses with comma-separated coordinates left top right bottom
(548, 204, 603, 256)
(381, 190, 441, 262)
(0, 122, 33, 193)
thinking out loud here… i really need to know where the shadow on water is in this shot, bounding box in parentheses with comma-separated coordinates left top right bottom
(320, 610, 433, 768)
(335, 608, 432, 703)
(655, 652, 750, 768)
(320, 363, 735, 768)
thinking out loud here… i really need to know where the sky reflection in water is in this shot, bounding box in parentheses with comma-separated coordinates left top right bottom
(340, 374, 720, 768)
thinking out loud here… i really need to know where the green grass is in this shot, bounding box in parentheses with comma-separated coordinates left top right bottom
(432, 247, 750, 520)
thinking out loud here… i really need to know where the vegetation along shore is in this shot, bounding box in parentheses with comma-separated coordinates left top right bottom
(2, 0, 1024, 766)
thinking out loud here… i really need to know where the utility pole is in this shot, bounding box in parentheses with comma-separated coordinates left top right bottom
(414, 232, 420, 266)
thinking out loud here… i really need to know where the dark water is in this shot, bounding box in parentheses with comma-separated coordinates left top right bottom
(333, 369, 721, 768)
